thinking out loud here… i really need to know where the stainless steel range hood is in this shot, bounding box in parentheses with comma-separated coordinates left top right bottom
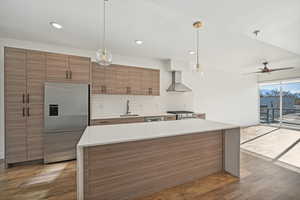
(167, 71, 192, 92)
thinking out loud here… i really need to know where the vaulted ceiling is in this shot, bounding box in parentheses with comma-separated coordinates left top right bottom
(0, 0, 299, 70)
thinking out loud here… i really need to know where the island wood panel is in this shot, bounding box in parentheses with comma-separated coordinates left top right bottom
(83, 131, 223, 200)
(68, 55, 91, 83)
(4, 47, 28, 164)
(26, 50, 46, 160)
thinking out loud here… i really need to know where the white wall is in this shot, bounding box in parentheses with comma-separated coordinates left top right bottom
(186, 68, 259, 125)
(0, 37, 259, 159)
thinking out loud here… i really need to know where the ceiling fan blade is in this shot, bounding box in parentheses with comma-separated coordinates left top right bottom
(269, 67, 294, 72)
(243, 71, 263, 75)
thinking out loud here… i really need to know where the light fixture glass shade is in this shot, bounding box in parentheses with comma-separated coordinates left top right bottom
(196, 63, 204, 75)
(96, 48, 112, 66)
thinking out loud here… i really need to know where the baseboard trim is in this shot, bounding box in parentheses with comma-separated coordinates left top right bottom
(6, 159, 43, 168)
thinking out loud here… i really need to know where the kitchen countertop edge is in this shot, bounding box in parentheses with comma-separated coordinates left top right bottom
(78, 119, 239, 148)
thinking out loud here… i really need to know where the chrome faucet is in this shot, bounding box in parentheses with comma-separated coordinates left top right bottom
(126, 100, 131, 115)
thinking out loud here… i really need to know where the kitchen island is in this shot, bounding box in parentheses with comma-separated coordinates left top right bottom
(77, 119, 240, 200)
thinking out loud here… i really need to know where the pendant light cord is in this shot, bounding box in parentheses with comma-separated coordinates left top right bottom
(103, 0, 106, 48)
(196, 29, 199, 65)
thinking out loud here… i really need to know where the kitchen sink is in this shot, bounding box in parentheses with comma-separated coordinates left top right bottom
(120, 114, 139, 117)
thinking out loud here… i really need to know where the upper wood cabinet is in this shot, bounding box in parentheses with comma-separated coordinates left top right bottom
(68, 55, 91, 83)
(92, 62, 160, 96)
(46, 53, 91, 83)
(46, 53, 68, 82)
(92, 63, 106, 94)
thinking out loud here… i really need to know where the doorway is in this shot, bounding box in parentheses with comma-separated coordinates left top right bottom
(259, 80, 300, 128)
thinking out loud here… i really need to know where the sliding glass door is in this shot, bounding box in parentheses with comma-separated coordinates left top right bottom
(281, 82, 300, 128)
(260, 84, 281, 125)
(259, 80, 300, 128)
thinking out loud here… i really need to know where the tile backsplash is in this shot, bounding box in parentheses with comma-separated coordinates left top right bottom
(91, 93, 194, 118)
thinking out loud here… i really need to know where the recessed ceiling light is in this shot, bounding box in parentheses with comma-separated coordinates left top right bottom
(188, 50, 196, 55)
(135, 40, 143, 45)
(50, 22, 63, 29)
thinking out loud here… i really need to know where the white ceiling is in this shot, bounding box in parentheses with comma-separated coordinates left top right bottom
(0, 0, 299, 70)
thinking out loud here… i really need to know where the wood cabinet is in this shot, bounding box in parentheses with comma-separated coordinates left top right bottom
(68, 55, 91, 83)
(46, 53, 90, 83)
(90, 117, 145, 126)
(5, 47, 28, 164)
(26, 50, 46, 160)
(5, 47, 45, 164)
(92, 63, 106, 94)
(194, 113, 206, 119)
(164, 115, 176, 121)
(127, 67, 142, 95)
(5, 47, 91, 165)
(90, 115, 176, 126)
(46, 53, 68, 82)
(92, 62, 160, 96)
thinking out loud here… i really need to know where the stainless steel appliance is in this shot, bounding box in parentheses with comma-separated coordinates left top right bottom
(44, 83, 89, 163)
(166, 71, 192, 92)
(166, 111, 195, 120)
(144, 116, 164, 122)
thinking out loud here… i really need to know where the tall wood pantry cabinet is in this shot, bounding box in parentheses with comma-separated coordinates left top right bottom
(4, 47, 91, 166)
(5, 47, 45, 164)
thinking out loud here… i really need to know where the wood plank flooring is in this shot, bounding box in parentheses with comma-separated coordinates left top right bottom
(1, 152, 300, 200)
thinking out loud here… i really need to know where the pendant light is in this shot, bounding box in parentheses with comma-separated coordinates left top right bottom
(96, 0, 112, 66)
(193, 21, 203, 73)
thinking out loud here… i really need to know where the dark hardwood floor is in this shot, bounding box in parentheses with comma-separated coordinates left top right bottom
(0, 152, 300, 200)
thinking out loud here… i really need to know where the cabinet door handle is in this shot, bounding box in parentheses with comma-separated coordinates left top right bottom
(22, 107, 25, 117)
(66, 70, 68, 79)
(22, 94, 25, 104)
(69, 70, 72, 79)
(27, 107, 30, 116)
(27, 94, 29, 103)
(126, 87, 131, 94)
(101, 85, 106, 93)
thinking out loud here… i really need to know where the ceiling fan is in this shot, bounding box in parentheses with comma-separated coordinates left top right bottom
(249, 61, 294, 74)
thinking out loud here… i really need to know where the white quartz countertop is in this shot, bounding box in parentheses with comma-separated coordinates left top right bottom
(91, 112, 176, 120)
(78, 119, 239, 147)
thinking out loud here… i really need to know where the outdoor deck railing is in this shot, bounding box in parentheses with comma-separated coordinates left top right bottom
(260, 107, 300, 123)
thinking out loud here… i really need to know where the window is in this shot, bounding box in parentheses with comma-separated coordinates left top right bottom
(259, 80, 300, 128)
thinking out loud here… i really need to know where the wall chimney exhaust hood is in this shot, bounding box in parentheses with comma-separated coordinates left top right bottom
(167, 71, 192, 92)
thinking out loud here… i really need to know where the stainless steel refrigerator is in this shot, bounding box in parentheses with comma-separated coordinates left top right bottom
(44, 82, 89, 164)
